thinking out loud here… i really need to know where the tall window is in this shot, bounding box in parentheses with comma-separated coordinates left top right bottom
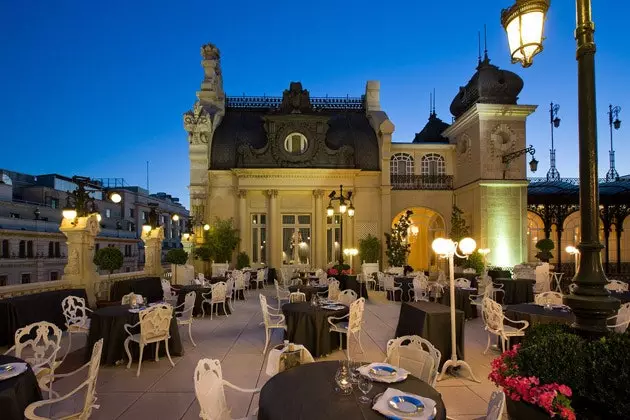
(18, 241, 25, 258)
(21, 273, 31, 284)
(50, 271, 59, 281)
(1, 240, 9, 258)
(26, 241, 33, 258)
(251, 214, 267, 264)
(54, 242, 60, 258)
(421, 153, 446, 176)
(105, 209, 111, 218)
(282, 214, 311, 264)
(326, 214, 341, 264)
(0, 275, 7, 286)
(390, 153, 414, 177)
(48, 242, 54, 258)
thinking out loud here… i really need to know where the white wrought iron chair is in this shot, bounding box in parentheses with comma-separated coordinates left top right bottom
(337, 289, 358, 305)
(376, 271, 386, 291)
(176, 291, 197, 347)
(454, 278, 472, 288)
(121, 292, 144, 306)
(225, 278, 235, 312)
(446, 390, 505, 420)
(316, 269, 328, 286)
(274, 279, 291, 311)
(254, 269, 265, 289)
(326, 279, 341, 301)
(265, 342, 315, 377)
(534, 291, 563, 305)
(259, 294, 287, 354)
(24, 339, 104, 420)
(409, 276, 430, 302)
(5, 321, 63, 398)
(385, 335, 441, 387)
(389, 266, 404, 276)
(243, 271, 252, 293)
(289, 291, 306, 303)
(607, 302, 630, 333)
(61, 295, 92, 363)
(569, 282, 578, 293)
(605, 279, 629, 292)
(481, 297, 529, 354)
(328, 297, 365, 359)
(384, 275, 403, 301)
(194, 358, 261, 420)
(123, 304, 175, 377)
(161, 278, 178, 304)
(233, 271, 247, 301)
(202, 282, 229, 319)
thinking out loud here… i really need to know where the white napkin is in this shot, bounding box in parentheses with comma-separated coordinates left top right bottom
(128, 308, 141, 313)
(372, 387, 437, 420)
(0, 363, 28, 381)
(358, 363, 408, 383)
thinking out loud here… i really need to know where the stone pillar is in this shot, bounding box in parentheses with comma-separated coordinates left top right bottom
(60, 214, 101, 306)
(142, 227, 165, 277)
(313, 189, 324, 268)
(182, 236, 195, 265)
(380, 186, 392, 267)
(238, 190, 248, 253)
(265, 189, 280, 269)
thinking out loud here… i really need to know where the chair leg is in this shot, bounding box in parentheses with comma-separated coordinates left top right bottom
(356, 331, 365, 353)
(263, 328, 270, 354)
(136, 345, 144, 377)
(483, 334, 491, 355)
(201, 302, 207, 319)
(155, 341, 160, 362)
(124, 338, 133, 369)
(165, 339, 174, 367)
(188, 322, 196, 347)
(223, 302, 228, 317)
(210, 303, 213, 320)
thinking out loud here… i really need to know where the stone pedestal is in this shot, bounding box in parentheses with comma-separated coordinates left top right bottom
(142, 227, 164, 277)
(60, 214, 101, 306)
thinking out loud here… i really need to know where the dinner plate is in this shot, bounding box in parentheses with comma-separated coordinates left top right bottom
(372, 392, 436, 420)
(388, 395, 425, 415)
(0, 363, 27, 381)
(369, 365, 398, 377)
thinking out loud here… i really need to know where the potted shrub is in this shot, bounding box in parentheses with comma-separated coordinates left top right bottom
(462, 250, 484, 274)
(236, 251, 250, 269)
(94, 247, 124, 278)
(165, 248, 188, 285)
(193, 246, 212, 278)
(385, 210, 413, 267)
(204, 218, 240, 263)
(491, 323, 630, 419)
(535, 238, 555, 262)
(358, 234, 380, 265)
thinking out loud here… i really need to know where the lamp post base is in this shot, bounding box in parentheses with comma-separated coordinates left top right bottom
(437, 357, 480, 383)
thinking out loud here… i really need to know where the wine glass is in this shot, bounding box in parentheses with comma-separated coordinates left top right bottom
(357, 374, 373, 403)
(349, 360, 360, 384)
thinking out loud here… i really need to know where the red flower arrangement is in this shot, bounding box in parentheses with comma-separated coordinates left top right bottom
(489, 345, 576, 420)
(327, 264, 352, 276)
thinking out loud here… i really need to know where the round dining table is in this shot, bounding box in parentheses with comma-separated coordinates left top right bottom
(257, 361, 447, 420)
(288, 284, 328, 301)
(282, 302, 349, 358)
(0, 355, 42, 420)
(86, 304, 184, 365)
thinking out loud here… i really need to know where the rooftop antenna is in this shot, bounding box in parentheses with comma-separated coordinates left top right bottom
(477, 31, 482, 64)
(429, 91, 432, 116)
(146, 161, 149, 191)
(432, 88, 436, 116)
(483, 24, 489, 61)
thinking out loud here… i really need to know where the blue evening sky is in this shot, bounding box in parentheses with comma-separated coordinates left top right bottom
(1, 1, 629, 209)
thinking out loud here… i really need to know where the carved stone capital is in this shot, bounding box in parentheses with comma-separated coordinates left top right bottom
(237, 189, 247, 199)
(265, 189, 278, 199)
(312, 189, 325, 199)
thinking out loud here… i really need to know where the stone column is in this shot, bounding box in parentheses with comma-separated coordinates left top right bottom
(313, 189, 324, 268)
(142, 226, 165, 277)
(60, 214, 101, 306)
(380, 186, 392, 267)
(265, 189, 280, 269)
(238, 190, 248, 253)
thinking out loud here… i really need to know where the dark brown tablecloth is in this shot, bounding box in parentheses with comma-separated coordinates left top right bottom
(110, 277, 162, 303)
(257, 361, 446, 420)
(0, 355, 42, 420)
(493, 278, 535, 305)
(282, 302, 349, 357)
(86, 304, 183, 365)
(0, 288, 88, 346)
(439, 287, 478, 319)
(336, 275, 369, 300)
(394, 301, 465, 368)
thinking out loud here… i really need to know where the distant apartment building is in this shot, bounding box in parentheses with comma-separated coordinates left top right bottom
(0, 170, 189, 286)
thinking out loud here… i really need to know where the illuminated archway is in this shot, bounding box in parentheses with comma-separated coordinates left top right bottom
(392, 207, 445, 271)
(527, 211, 545, 262)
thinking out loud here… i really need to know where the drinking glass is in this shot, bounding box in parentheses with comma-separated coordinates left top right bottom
(349, 361, 360, 384)
(357, 374, 373, 403)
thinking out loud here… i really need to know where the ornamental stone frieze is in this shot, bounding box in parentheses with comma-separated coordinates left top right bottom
(184, 101, 212, 145)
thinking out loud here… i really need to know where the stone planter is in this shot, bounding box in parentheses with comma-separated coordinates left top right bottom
(506, 398, 551, 420)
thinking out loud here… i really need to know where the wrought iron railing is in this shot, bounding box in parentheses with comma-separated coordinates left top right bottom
(391, 175, 453, 190)
(225, 95, 365, 110)
(528, 177, 621, 185)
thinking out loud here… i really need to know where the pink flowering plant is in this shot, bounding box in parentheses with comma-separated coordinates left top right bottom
(327, 263, 352, 276)
(489, 344, 576, 420)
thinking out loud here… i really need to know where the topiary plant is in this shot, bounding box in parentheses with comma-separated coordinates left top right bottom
(463, 250, 485, 274)
(236, 251, 250, 269)
(535, 238, 555, 262)
(359, 234, 381, 264)
(93, 246, 124, 275)
(385, 210, 413, 267)
(165, 248, 189, 284)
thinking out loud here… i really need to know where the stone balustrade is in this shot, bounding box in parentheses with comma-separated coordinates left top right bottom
(0, 279, 72, 299)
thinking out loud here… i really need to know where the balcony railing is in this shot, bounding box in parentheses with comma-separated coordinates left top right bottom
(391, 174, 453, 190)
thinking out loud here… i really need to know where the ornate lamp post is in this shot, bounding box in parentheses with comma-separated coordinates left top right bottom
(547, 102, 561, 181)
(605, 104, 621, 182)
(501, 0, 620, 333)
(326, 185, 355, 265)
(432, 237, 480, 382)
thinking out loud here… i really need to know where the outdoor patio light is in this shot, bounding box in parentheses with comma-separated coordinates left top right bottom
(62, 176, 99, 223)
(501, 145, 538, 179)
(172, 214, 180, 222)
(108, 191, 122, 203)
(431, 236, 479, 383)
(565, 245, 579, 255)
(326, 204, 334, 217)
(501, 0, 549, 68)
(203, 223, 210, 231)
(327, 185, 355, 265)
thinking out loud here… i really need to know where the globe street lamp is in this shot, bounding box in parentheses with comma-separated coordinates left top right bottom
(326, 185, 355, 265)
(432, 237, 480, 383)
(501, 0, 620, 333)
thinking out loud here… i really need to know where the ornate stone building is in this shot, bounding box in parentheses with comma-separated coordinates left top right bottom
(184, 44, 535, 271)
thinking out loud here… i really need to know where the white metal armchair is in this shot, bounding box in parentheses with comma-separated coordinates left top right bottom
(259, 294, 287, 354)
(534, 291, 563, 305)
(194, 358, 261, 420)
(384, 275, 403, 301)
(328, 297, 365, 359)
(176, 291, 197, 347)
(161, 278, 178, 304)
(385, 335, 441, 387)
(202, 282, 229, 319)
(605, 279, 629, 292)
(24, 339, 104, 420)
(607, 302, 630, 333)
(289, 291, 306, 303)
(337, 289, 358, 305)
(123, 304, 175, 377)
(274, 279, 290, 311)
(481, 297, 529, 354)
(61, 295, 92, 363)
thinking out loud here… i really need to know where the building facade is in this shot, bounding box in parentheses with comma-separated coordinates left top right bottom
(0, 171, 189, 286)
(184, 44, 535, 272)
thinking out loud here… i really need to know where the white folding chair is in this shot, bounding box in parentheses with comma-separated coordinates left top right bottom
(202, 282, 229, 319)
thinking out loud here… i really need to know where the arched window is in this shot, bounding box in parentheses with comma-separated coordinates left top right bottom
(420, 153, 446, 176)
(390, 153, 414, 176)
